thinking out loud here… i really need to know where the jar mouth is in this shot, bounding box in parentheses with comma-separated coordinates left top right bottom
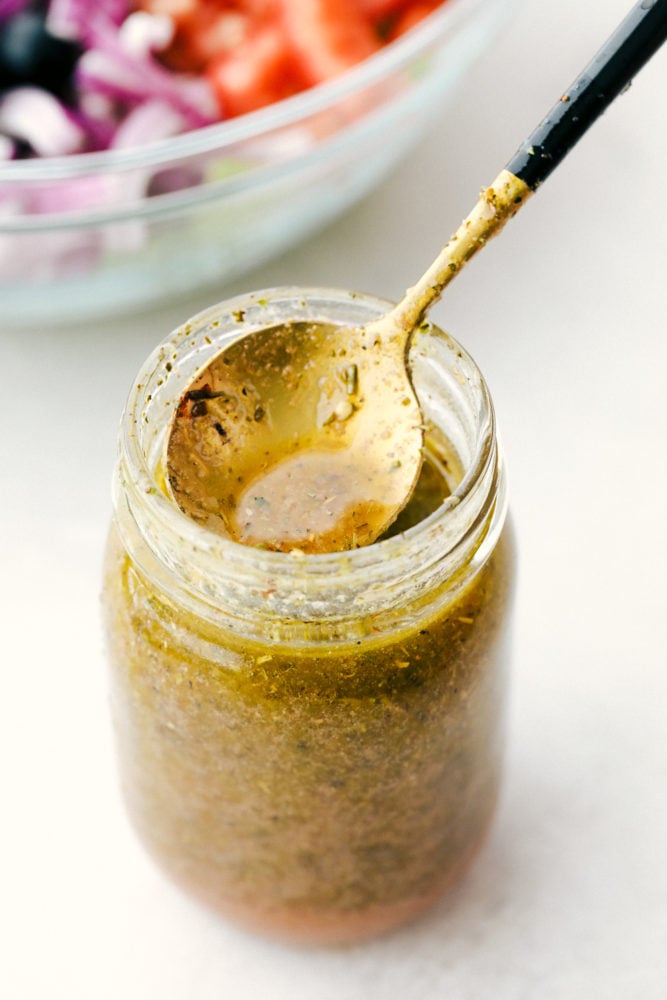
(115, 287, 505, 627)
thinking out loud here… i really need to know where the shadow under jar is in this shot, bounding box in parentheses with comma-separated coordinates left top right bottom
(102, 287, 515, 945)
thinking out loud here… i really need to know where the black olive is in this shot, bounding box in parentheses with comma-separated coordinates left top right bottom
(0, 11, 82, 101)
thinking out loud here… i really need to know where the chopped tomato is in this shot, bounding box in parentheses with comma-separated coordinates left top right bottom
(169, 10, 252, 72)
(359, 0, 411, 17)
(277, 0, 381, 87)
(387, 0, 443, 39)
(141, 1, 277, 72)
(207, 22, 301, 117)
(141, 0, 448, 119)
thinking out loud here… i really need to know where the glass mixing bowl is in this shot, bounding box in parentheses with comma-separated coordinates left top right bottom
(1, 0, 509, 325)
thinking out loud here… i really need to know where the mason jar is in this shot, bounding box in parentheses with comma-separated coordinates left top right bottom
(102, 287, 515, 945)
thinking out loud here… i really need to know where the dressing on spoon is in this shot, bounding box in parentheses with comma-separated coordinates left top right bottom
(166, 0, 667, 553)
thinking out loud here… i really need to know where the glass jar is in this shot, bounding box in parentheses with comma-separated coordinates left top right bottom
(102, 287, 515, 945)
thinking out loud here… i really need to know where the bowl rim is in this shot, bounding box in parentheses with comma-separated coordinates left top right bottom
(0, 0, 496, 181)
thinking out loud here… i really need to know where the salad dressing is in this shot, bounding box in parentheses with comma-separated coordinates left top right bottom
(103, 289, 514, 944)
(165, 318, 424, 552)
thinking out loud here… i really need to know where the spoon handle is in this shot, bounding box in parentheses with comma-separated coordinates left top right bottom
(506, 0, 667, 190)
(390, 0, 667, 335)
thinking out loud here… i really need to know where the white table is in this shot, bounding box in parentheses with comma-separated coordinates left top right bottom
(3, 1, 666, 996)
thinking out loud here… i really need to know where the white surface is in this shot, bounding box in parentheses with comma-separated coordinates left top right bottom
(2, 2, 666, 997)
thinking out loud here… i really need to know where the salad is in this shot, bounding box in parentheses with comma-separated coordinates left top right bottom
(1, 0, 450, 291)
(0, 0, 444, 161)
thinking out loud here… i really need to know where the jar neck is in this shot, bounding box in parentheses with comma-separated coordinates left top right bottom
(113, 288, 507, 642)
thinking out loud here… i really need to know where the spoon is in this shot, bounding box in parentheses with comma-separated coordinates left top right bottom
(166, 0, 667, 554)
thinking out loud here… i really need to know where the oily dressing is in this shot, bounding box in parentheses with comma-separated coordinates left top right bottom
(166, 319, 423, 552)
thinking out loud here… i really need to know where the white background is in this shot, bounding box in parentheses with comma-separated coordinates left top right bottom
(2, 1, 667, 996)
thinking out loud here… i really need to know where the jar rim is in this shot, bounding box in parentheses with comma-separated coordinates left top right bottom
(114, 287, 504, 627)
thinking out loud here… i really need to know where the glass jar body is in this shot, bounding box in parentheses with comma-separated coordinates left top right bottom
(102, 288, 515, 944)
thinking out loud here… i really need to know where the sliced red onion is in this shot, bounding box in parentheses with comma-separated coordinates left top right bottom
(76, 42, 217, 129)
(46, 0, 130, 42)
(118, 11, 174, 58)
(0, 87, 86, 156)
(30, 173, 112, 213)
(5, 2, 220, 165)
(0, 170, 110, 229)
(146, 163, 202, 197)
(0, 134, 15, 159)
(112, 101, 205, 197)
(0, 0, 32, 24)
(68, 95, 117, 150)
(111, 98, 188, 149)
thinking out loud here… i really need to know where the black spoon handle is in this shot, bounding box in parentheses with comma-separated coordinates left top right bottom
(393, 0, 667, 331)
(506, 0, 667, 190)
